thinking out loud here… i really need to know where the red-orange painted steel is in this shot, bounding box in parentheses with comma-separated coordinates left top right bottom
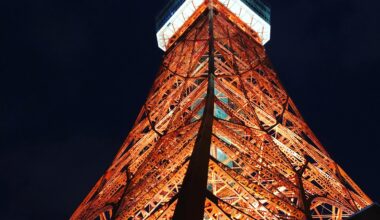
(71, 1, 372, 219)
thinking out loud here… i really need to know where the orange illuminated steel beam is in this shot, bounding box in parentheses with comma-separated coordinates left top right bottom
(71, 0, 373, 219)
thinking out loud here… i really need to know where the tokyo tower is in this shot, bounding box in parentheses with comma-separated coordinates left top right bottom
(71, 0, 374, 219)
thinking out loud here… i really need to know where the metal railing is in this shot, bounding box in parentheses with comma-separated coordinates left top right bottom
(155, 0, 271, 31)
(155, 0, 186, 31)
(241, 0, 271, 23)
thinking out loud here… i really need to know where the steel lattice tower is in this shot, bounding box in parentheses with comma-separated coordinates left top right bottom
(72, 0, 373, 219)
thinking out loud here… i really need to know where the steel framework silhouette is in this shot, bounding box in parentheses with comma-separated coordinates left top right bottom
(72, 0, 373, 219)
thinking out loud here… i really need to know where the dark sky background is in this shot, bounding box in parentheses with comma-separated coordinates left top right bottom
(1, 0, 379, 219)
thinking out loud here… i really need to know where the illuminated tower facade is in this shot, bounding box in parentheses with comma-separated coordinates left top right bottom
(71, 0, 373, 219)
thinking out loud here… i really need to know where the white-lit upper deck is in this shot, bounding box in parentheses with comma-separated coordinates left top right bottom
(156, 0, 271, 51)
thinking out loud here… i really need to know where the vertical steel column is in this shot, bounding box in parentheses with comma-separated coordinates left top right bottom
(172, 3, 215, 220)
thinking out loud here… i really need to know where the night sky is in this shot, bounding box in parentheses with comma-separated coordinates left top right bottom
(1, 0, 380, 219)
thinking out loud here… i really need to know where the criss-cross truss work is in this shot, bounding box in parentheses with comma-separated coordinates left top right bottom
(72, 0, 373, 219)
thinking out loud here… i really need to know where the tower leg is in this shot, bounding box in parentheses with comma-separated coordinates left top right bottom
(172, 5, 216, 220)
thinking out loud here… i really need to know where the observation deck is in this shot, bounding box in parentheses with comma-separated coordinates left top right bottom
(155, 0, 271, 51)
